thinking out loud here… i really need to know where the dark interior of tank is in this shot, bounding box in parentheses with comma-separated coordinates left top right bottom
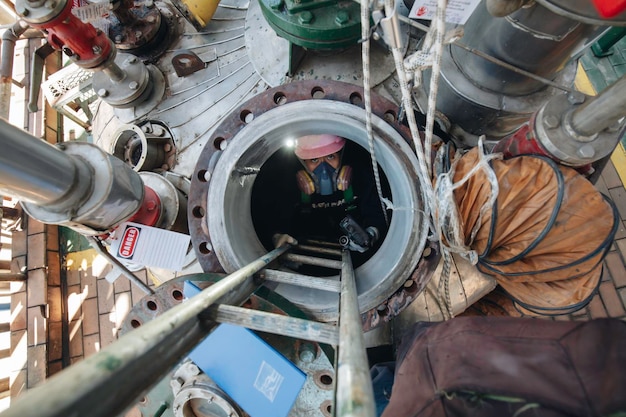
(251, 139, 392, 274)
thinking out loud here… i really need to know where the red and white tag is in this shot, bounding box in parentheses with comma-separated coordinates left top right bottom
(409, 0, 481, 25)
(110, 222, 191, 271)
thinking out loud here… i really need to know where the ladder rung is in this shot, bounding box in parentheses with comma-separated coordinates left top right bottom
(209, 304, 339, 346)
(262, 269, 341, 293)
(283, 253, 342, 269)
(296, 244, 342, 257)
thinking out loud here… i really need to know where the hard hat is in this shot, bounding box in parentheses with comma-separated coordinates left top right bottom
(294, 134, 346, 160)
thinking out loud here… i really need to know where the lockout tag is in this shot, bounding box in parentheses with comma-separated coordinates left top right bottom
(109, 222, 191, 271)
(409, 0, 481, 25)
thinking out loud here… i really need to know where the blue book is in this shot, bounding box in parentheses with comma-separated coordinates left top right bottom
(184, 281, 307, 417)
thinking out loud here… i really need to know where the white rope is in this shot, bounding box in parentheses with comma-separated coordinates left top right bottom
(361, 0, 390, 226)
(423, 0, 447, 179)
(434, 138, 501, 264)
(362, 1, 499, 319)
(383, 0, 436, 237)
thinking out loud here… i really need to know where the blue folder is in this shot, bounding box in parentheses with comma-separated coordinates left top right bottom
(184, 281, 306, 417)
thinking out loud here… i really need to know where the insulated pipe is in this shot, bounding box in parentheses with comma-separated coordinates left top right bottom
(0, 246, 289, 417)
(336, 249, 376, 417)
(0, 119, 145, 234)
(570, 74, 626, 136)
(0, 118, 87, 205)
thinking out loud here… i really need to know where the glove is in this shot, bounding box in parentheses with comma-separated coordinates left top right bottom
(346, 226, 379, 253)
(272, 233, 298, 248)
(366, 226, 379, 245)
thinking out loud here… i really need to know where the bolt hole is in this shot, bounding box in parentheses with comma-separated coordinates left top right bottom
(172, 289, 183, 301)
(311, 86, 325, 99)
(404, 280, 418, 294)
(197, 169, 208, 182)
(131, 319, 141, 328)
(349, 92, 363, 106)
(383, 111, 396, 124)
(274, 92, 287, 105)
(192, 206, 205, 218)
(377, 305, 389, 317)
(319, 373, 333, 386)
(240, 109, 254, 123)
(321, 400, 333, 417)
(199, 242, 212, 254)
(139, 397, 148, 404)
(213, 137, 225, 150)
(147, 300, 158, 311)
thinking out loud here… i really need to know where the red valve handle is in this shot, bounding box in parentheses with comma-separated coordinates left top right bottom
(593, 0, 626, 18)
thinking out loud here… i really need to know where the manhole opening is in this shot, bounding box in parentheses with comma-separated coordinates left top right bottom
(251, 139, 391, 275)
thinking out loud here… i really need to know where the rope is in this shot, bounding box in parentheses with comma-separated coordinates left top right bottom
(423, 0, 447, 179)
(361, 0, 390, 226)
(383, 0, 436, 236)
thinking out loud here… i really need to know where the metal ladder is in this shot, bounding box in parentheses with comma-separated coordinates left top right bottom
(0, 243, 377, 417)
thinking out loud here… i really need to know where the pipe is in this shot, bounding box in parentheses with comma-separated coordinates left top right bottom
(0, 119, 146, 234)
(570, 74, 626, 137)
(336, 249, 376, 417)
(0, 20, 29, 119)
(0, 118, 90, 206)
(28, 42, 55, 113)
(0, 273, 26, 281)
(0, 246, 290, 417)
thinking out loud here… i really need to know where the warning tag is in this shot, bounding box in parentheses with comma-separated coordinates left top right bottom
(110, 222, 190, 271)
(409, 0, 481, 25)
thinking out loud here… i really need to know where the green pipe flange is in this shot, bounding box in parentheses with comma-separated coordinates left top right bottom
(259, 0, 361, 49)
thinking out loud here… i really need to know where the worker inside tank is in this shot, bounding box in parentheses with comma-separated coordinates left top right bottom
(268, 134, 389, 265)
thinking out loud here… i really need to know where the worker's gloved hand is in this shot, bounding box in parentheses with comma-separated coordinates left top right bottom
(272, 233, 298, 248)
(340, 216, 379, 253)
(348, 226, 380, 253)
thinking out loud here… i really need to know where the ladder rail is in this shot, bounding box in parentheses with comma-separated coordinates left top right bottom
(0, 244, 377, 417)
(0, 246, 291, 417)
(336, 249, 377, 417)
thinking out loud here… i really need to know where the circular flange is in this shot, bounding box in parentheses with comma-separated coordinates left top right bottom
(258, 0, 361, 50)
(246, 0, 404, 87)
(188, 80, 439, 327)
(535, 94, 624, 166)
(15, 0, 67, 25)
(139, 171, 188, 234)
(93, 53, 152, 108)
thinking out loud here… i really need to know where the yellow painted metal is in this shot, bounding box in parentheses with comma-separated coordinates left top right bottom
(575, 61, 626, 187)
(178, 0, 220, 30)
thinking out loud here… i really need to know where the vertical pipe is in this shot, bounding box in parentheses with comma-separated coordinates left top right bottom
(0, 246, 290, 417)
(336, 249, 376, 417)
(0, 20, 29, 120)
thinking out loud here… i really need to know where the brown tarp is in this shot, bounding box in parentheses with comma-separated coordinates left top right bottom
(446, 149, 617, 313)
(381, 317, 626, 417)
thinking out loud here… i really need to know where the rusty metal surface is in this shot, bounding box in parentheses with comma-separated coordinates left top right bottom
(360, 239, 440, 331)
(171, 50, 207, 77)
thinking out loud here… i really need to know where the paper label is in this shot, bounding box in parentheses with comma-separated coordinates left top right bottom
(409, 0, 481, 25)
(110, 222, 190, 271)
